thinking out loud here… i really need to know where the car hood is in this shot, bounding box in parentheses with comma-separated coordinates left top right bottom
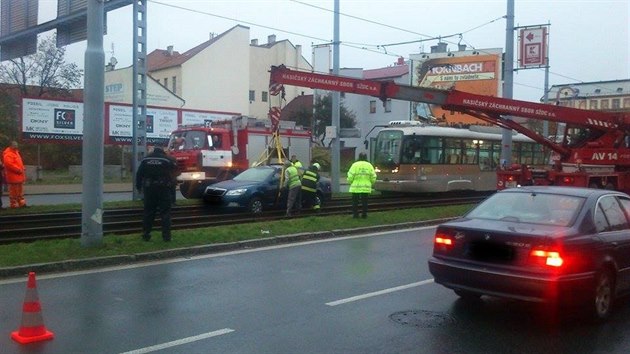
(208, 179, 260, 191)
(443, 217, 572, 238)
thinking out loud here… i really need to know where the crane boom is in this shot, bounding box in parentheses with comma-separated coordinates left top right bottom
(269, 65, 630, 193)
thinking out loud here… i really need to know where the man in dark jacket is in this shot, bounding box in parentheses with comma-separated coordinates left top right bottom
(135, 147, 179, 241)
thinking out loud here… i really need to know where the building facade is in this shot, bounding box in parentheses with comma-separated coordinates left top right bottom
(146, 25, 312, 119)
(548, 80, 630, 112)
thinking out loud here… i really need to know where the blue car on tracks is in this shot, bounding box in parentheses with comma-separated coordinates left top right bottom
(202, 165, 332, 214)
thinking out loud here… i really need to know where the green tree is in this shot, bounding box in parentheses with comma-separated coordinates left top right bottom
(288, 93, 356, 146)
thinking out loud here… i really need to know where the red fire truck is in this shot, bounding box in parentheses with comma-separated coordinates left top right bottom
(269, 65, 630, 194)
(167, 115, 311, 198)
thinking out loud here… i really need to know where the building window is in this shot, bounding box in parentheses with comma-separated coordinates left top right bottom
(249, 90, 255, 102)
(164, 78, 168, 88)
(624, 98, 630, 108)
(612, 99, 621, 109)
(589, 100, 598, 110)
(601, 99, 609, 110)
(369, 100, 376, 114)
(384, 99, 392, 113)
(172, 76, 177, 93)
(262, 91, 268, 102)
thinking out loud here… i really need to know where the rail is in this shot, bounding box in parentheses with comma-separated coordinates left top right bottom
(0, 193, 490, 244)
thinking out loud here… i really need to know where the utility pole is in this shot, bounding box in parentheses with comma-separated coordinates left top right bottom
(331, 0, 341, 192)
(81, 0, 106, 247)
(500, 0, 515, 168)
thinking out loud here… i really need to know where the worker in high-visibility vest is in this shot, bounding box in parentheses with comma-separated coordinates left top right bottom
(347, 152, 377, 219)
(2, 141, 27, 208)
(301, 162, 321, 210)
(291, 155, 303, 175)
(284, 159, 302, 217)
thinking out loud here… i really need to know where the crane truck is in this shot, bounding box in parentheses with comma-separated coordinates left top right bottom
(269, 64, 630, 193)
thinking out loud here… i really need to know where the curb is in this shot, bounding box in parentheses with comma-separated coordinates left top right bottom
(0, 219, 452, 280)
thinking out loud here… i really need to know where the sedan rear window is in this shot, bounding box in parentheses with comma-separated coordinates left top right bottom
(466, 192, 584, 226)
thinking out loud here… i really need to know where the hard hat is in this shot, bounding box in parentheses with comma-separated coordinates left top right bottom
(312, 163, 321, 170)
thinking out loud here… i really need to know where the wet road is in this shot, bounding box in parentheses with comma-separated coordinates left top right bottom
(2, 227, 630, 353)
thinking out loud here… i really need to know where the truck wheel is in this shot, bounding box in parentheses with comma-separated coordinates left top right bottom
(248, 197, 264, 214)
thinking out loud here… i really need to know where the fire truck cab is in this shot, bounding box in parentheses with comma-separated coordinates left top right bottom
(167, 116, 312, 199)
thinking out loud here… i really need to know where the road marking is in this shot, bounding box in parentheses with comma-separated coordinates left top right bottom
(326, 279, 434, 306)
(119, 328, 235, 354)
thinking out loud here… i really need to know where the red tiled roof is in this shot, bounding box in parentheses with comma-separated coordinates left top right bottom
(363, 64, 408, 80)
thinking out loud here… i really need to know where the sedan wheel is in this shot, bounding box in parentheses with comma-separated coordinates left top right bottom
(248, 197, 264, 214)
(592, 270, 614, 320)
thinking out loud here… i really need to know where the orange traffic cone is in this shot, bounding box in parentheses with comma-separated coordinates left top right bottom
(11, 272, 54, 344)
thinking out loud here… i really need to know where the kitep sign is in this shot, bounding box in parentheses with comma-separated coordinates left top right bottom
(519, 26, 548, 68)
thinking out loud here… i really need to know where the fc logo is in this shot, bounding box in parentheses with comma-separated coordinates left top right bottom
(54, 109, 76, 129)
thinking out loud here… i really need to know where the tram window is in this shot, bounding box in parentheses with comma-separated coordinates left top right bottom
(374, 131, 402, 166)
(443, 138, 462, 165)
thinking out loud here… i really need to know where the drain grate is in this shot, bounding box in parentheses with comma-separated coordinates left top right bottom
(390, 310, 456, 328)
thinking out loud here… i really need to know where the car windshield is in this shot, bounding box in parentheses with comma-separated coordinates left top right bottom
(466, 191, 584, 226)
(233, 168, 275, 182)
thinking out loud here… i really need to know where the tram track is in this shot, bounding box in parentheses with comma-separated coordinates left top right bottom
(0, 193, 490, 244)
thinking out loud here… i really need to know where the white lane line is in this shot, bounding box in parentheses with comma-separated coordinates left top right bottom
(119, 328, 235, 354)
(326, 279, 434, 307)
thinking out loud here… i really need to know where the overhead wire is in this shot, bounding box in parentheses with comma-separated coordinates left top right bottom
(148, 0, 600, 97)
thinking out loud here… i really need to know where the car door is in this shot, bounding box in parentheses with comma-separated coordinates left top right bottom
(263, 169, 284, 208)
(594, 195, 630, 292)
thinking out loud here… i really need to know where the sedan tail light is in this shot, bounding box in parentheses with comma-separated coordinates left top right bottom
(433, 230, 455, 253)
(529, 249, 564, 267)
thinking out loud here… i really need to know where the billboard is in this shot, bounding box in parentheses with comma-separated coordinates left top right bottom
(410, 49, 502, 125)
(22, 98, 84, 142)
(20, 98, 241, 145)
(181, 109, 238, 126)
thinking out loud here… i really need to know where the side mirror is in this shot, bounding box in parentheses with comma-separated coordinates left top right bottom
(364, 140, 368, 149)
(231, 146, 240, 155)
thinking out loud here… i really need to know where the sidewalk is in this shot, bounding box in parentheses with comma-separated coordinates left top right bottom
(23, 183, 133, 195)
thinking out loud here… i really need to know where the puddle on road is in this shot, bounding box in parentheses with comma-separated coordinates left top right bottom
(390, 310, 457, 328)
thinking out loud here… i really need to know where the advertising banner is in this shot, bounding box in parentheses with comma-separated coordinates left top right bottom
(21, 98, 84, 142)
(21, 98, 241, 145)
(106, 103, 178, 145)
(181, 110, 237, 127)
(411, 50, 502, 125)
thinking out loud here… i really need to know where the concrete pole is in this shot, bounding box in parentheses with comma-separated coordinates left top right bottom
(331, 0, 341, 192)
(81, 0, 105, 247)
(500, 0, 515, 168)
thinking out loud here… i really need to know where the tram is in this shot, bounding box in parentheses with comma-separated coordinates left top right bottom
(372, 121, 547, 194)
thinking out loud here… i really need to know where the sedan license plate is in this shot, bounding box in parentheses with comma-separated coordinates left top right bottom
(468, 241, 514, 263)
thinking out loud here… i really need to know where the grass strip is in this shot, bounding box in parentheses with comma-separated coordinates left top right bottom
(0, 204, 472, 268)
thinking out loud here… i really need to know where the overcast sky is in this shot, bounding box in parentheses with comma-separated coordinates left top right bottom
(37, 0, 629, 103)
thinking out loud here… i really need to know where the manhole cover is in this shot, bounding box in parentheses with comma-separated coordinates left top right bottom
(390, 310, 456, 328)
